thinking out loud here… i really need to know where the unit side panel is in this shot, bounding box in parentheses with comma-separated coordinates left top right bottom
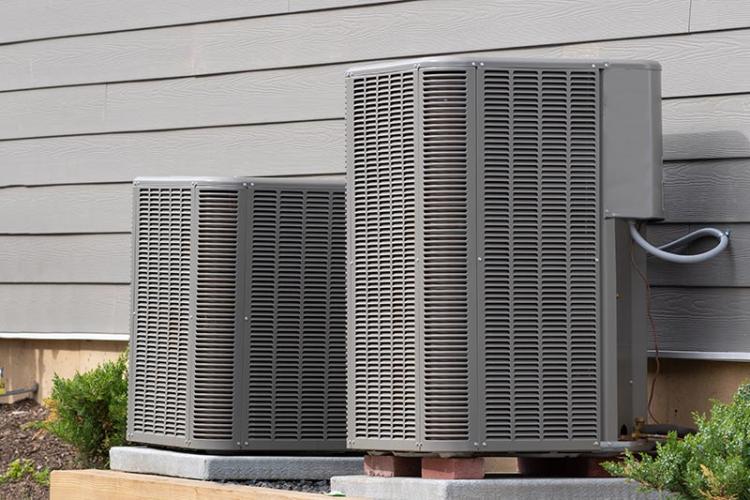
(478, 66, 601, 451)
(347, 69, 419, 450)
(246, 187, 347, 448)
(128, 185, 191, 446)
(418, 66, 478, 452)
(189, 186, 241, 448)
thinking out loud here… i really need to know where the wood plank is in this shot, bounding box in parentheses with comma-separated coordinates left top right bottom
(0, 284, 128, 333)
(663, 94, 750, 160)
(0, 0, 689, 92)
(0, 234, 130, 283)
(690, 0, 750, 32)
(663, 158, 750, 223)
(647, 223, 747, 287)
(0, 183, 131, 233)
(0, 0, 404, 45)
(50, 469, 343, 500)
(0, 121, 345, 187)
(4, 29, 750, 141)
(652, 287, 750, 354)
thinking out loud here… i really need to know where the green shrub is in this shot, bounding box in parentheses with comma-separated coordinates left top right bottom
(604, 383, 750, 499)
(43, 353, 128, 468)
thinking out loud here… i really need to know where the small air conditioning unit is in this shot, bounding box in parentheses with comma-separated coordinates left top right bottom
(346, 58, 662, 454)
(128, 177, 347, 452)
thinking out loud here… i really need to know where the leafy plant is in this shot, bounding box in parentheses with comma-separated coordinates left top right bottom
(0, 459, 50, 487)
(42, 352, 128, 468)
(604, 383, 750, 499)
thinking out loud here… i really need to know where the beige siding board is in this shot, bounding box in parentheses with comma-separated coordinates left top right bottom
(0, 0, 689, 92)
(648, 223, 749, 287)
(4, 30, 750, 140)
(0, 0, 405, 45)
(690, 0, 750, 32)
(652, 287, 750, 353)
(662, 159, 750, 223)
(0, 121, 344, 187)
(0, 184, 132, 234)
(663, 94, 750, 160)
(0, 284, 129, 333)
(0, 234, 130, 283)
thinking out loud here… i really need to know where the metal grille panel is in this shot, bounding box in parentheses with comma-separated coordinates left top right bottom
(349, 70, 419, 441)
(192, 188, 240, 441)
(131, 187, 191, 438)
(421, 69, 472, 442)
(479, 68, 600, 441)
(247, 189, 347, 441)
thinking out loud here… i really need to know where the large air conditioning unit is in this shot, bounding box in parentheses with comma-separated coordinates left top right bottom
(128, 177, 347, 452)
(346, 58, 662, 454)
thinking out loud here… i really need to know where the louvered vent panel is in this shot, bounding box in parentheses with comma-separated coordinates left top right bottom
(350, 70, 418, 441)
(131, 187, 191, 437)
(192, 188, 239, 441)
(421, 69, 471, 442)
(247, 189, 347, 441)
(481, 68, 600, 441)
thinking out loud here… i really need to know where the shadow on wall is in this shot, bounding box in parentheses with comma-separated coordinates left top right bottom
(0, 339, 126, 403)
(664, 130, 750, 161)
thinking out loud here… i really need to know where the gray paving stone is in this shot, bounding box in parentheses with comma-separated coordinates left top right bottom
(110, 446, 363, 480)
(330, 475, 669, 500)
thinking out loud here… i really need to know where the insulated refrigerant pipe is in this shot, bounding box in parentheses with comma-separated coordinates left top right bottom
(629, 220, 730, 264)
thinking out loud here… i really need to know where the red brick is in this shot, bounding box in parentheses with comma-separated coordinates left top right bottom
(364, 455, 422, 477)
(421, 457, 485, 479)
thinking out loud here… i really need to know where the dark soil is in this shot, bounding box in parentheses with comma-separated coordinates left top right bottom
(0, 399, 79, 500)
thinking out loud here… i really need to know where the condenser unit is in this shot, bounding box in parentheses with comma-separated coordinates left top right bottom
(346, 58, 663, 454)
(128, 177, 346, 452)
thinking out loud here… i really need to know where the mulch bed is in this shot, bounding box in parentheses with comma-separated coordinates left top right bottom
(0, 398, 79, 500)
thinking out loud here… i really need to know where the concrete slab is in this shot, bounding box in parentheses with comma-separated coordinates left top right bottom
(330, 475, 665, 500)
(110, 446, 363, 481)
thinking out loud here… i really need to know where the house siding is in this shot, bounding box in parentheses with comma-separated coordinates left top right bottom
(0, 0, 746, 360)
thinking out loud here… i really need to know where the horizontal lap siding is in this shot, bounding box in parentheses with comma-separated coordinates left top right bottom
(0, 0, 745, 356)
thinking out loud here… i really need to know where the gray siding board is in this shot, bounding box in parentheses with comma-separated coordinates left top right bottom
(690, 0, 750, 32)
(0, 234, 130, 283)
(648, 223, 750, 287)
(4, 30, 750, 141)
(0, 121, 344, 187)
(0, 184, 131, 234)
(0, 0, 405, 45)
(0, 105, 746, 187)
(663, 159, 750, 223)
(652, 287, 750, 354)
(0, 0, 689, 92)
(663, 94, 750, 161)
(0, 284, 128, 333)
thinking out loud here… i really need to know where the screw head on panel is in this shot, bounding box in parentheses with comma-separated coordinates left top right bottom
(482, 442, 487, 446)
(477, 257, 483, 261)
(473, 442, 479, 446)
(244, 316, 249, 321)
(244, 442, 249, 446)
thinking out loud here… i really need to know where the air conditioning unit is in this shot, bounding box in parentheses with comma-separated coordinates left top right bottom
(128, 177, 347, 452)
(346, 58, 662, 454)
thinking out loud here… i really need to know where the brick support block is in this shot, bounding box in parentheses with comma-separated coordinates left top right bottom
(364, 455, 422, 478)
(421, 457, 485, 480)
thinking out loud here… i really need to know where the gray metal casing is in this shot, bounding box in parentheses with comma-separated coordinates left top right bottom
(128, 176, 347, 452)
(345, 58, 657, 454)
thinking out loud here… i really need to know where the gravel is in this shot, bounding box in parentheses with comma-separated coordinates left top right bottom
(227, 479, 331, 494)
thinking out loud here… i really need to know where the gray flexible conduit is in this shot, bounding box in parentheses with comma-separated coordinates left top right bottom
(629, 221, 730, 264)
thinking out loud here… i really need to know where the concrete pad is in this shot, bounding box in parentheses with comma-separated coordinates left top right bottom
(110, 446, 363, 480)
(330, 475, 665, 500)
